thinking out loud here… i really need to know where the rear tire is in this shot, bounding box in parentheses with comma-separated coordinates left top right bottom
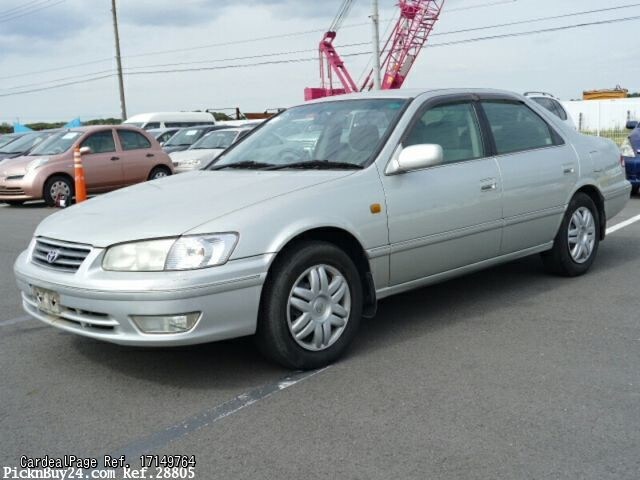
(148, 166, 171, 181)
(632, 185, 639, 196)
(541, 192, 600, 277)
(43, 175, 74, 207)
(256, 241, 363, 370)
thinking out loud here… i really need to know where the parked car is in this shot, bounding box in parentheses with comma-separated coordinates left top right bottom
(524, 92, 576, 129)
(162, 125, 231, 154)
(170, 127, 253, 173)
(13, 89, 629, 369)
(621, 120, 640, 195)
(123, 112, 216, 130)
(148, 127, 180, 145)
(0, 130, 59, 161)
(0, 126, 173, 206)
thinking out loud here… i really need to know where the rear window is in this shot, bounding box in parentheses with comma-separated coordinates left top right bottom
(482, 101, 561, 155)
(118, 130, 151, 150)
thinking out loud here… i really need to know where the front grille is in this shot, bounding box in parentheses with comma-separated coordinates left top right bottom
(0, 186, 25, 196)
(31, 237, 92, 272)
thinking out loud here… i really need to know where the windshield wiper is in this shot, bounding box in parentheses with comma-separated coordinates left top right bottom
(267, 160, 364, 170)
(211, 160, 276, 170)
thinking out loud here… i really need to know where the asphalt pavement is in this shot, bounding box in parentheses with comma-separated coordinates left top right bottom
(1, 198, 639, 480)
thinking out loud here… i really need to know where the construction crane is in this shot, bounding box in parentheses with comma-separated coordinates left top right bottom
(304, 0, 445, 101)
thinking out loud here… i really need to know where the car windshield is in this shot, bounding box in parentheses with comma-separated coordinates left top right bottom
(165, 128, 207, 147)
(0, 132, 51, 154)
(193, 130, 237, 149)
(0, 135, 19, 149)
(209, 99, 408, 170)
(29, 131, 82, 156)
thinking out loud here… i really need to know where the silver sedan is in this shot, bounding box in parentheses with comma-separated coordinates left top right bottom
(14, 89, 631, 369)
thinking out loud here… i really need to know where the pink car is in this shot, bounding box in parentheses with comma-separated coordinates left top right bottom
(0, 125, 174, 206)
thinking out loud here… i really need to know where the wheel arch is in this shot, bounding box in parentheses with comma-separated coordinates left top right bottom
(148, 164, 172, 178)
(573, 184, 606, 240)
(264, 226, 377, 318)
(43, 172, 74, 197)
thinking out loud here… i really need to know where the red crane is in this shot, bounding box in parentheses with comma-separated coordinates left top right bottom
(304, 0, 445, 101)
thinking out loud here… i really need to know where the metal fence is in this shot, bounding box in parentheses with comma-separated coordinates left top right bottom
(562, 98, 640, 147)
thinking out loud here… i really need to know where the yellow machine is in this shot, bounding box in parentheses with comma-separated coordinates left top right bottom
(583, 85, 628, 100)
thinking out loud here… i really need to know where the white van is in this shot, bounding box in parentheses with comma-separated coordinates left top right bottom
(124, 112, 216, 130)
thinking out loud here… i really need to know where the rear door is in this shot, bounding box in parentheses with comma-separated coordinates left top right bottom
(79, 129, 123, 191)
(116, 129, 156, 185)
(478, 97, 577, 254)
(381, 95, 504, 285)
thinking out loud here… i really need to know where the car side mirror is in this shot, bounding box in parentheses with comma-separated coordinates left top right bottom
(79, 146, 92, 155)
(626, 121, 638, 130)
(386, 144, 444, 175)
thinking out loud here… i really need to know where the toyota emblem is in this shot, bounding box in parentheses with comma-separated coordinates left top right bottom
(46, 250, 60, 263)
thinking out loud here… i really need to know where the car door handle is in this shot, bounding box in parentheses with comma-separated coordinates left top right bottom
(480, 179, 497, 192)
(562, 163, 575, 174)
(110, 156, 120, 161)
(146, 153, 154, 158)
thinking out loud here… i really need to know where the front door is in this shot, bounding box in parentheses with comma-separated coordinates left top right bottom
(79, 129, 123, 191)
(380, 97, 503, 286)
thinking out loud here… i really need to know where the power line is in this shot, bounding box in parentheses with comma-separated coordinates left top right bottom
(0, 0, 49, 18)
(5, 1, 637, 92)
(0, 0, 518, 81)
(2, 12, 640, 98)
(0, 0, 66, 24)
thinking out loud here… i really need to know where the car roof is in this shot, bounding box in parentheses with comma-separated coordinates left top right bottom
(301, 88, 523, 105)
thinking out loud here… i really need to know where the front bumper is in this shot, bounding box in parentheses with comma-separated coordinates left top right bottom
(173, 164, 199, 174)
(14, 246, 273, 346)
(623, 156, 640, 186)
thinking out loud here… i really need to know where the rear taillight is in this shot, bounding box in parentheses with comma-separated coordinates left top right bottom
(621, 156, 626, 168)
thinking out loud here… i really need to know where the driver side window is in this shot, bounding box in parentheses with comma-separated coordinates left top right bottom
(81, 130, 116, 154)
(405, 102, 484, 164)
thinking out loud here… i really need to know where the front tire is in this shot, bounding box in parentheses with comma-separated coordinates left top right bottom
(256, 241, 363, 370)
(43, 175, 74, 207)
(541, 192, 600, 277)
(148, 166, 171, 181)
(632, 185, 639, 196)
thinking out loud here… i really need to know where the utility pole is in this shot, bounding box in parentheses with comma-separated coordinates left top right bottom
(371, 0, 382, 90)
(111, 0, 127, 120)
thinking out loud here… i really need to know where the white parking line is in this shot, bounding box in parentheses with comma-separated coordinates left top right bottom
(606, 213, 640, 235)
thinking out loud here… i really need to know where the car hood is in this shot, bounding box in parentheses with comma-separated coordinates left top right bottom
(35, 170, 354, 247)
(163, 145, 190, 154)
(0, 151, 25, 161)
(170, 149, 222, 164)
(0, 155, 49, 175)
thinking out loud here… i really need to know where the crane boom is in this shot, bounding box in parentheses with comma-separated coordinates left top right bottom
(304, 0, 445, 100)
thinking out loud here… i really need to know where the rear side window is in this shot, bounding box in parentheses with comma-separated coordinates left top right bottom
(81, 131, 116, 154)
(482, 101, 560, 155)
(404, 102, 484, 164)
(118, 130, 151, 150)
(550, 99, 568, 121)
(144, 122, 160, 129)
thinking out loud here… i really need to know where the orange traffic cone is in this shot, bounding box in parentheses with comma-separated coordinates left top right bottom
(74, 147, 87, 203)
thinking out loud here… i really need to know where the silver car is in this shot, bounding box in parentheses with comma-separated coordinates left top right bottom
(13, 89, 630, 369)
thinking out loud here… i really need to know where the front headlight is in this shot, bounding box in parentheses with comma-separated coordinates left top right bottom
(102, 234, 238, 271)
(620, 138, 635, 157)
(26, 157, 50, 172)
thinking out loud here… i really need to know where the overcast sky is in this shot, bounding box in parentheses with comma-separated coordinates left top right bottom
(0, 0, 635, 123)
